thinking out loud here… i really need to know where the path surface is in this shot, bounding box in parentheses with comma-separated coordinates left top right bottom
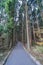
(5, 42, 37, 65)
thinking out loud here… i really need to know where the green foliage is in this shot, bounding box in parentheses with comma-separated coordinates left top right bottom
(5, 0, 16, 17)
(0, 24, 3, 36)
(3, 0, 17, 35)
(0, 0, 5, 7)
(7, 18, 14, 30)
(4, 0, 17, 31)
(4, 24, 8, 33)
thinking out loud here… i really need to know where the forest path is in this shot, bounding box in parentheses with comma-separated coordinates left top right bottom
(5, 42, 37, 65)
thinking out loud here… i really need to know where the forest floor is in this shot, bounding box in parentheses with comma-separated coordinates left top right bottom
(29, 45, 43, 65)
(24, 43, 43, 65)
(0, 49, 10, 65)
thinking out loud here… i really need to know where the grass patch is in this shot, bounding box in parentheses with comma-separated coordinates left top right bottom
(35, 46, 43, 53)
(32, 45, 43, 54)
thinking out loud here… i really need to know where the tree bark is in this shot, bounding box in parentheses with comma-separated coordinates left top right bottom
(22, 22, 24, 43)
(25, 2, 30, 49)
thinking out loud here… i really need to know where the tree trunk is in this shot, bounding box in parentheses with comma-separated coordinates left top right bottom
(25, 2, 30, 49)
(37, 21, 41, 39)
(22, 22, 24, 43)
(32, 23, 36, 42)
